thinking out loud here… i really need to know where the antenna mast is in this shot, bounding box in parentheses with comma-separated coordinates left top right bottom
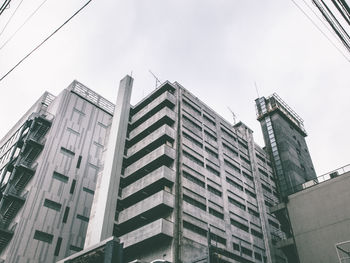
(227, 107, 237, 125)
(149, 70, 161, 89)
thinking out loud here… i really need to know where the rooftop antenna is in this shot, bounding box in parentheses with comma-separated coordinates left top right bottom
(149, 70, 161, 89)
(254, 81, 260, 98)
(227, 107, 237, 125)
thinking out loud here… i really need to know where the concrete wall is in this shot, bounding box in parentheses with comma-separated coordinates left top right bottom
(287, 171, 350, 263)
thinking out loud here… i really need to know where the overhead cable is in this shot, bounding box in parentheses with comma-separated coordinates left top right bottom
(0, 0, 50, 50)
(0, 0, 25, 37)
(0, 0, 93, 83)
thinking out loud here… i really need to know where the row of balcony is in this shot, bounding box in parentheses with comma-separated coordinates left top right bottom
(0, 113, 52, 253)
(116, 86, 176, 252)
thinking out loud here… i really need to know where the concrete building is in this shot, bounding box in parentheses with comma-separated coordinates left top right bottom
(80, 78, 288, 263)
(0, 81, 114, 262)
(255, 94, 317, 198)
(1, 76, 289, 263)
(271, 164, 350, 263)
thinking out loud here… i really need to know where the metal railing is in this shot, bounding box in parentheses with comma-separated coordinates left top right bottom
(288, 164, 350, 195)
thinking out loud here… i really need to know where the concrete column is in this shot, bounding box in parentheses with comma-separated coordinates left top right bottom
(85, 75, 133, 248)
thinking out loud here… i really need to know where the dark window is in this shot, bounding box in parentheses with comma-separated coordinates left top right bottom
(230, 219, 249, 232)
(183, 132, 203, 148)
(77, 214, 89, 222)
(226, 177, 243, 191)
(255, 153, 265, 163)
(205, 147, 218, 159)
(44, 199, 62, 211)
(183, 115, 202, 131)
(70, 179, 77, 194)
(62, 207, 70, 223)
(228, 197, 246, 210)
(224, 159, 241, 173)
(203, 114, 216, 126)
(210, 233, 226, 245)
(53, 171, 68, 183)
(223, 143, 238, 157)
(268, 219, 279, 229)
(204, 130, 217, 142)
(70, 245, 83, 252)
(243, 171, 253, 181)
(54, 237, 63, 256)
(209, 208, 224, 219)
(255, 252, 263, 261)
(183, 171, 205, 188)
(34, 230, 53, 244)
(183, 221, 207, 237)
(261, 184, 272, 193)
(182, 99, 201, 115)
(183, 194, 206, 211)
(207, 185, 222, 197)
(183, 151, 204, 167)
(76, 155, 82, 168)
(60, 147, 75, 156)
(206, 165, 220, 177)
(251, 229, 263, 239)
(248, 208, 259, 217)
(258, 168, 268, 177)
(233, 242, 240, 251)
(241, 246, 253, 257)
(245, 189, 256, 198)
(83, 187, 95, 195)
(221, 127, 237, 142)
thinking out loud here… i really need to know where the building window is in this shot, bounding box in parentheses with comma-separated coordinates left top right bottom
(183, 194, 206, 211)
(241, 246, 253, 257)
(34, 230, 54, 244)
(76, 155, 82, 168)
(183, 151, 204, 167)
(224, 159, 241, 173)
(245, 189, 256, 198)
(205, 147, 218, 159)
(183, 171, 205, 188)
(77, 214, 89, 222)
(228, 197, 246, 211)
(62, 206, 70, 223)
(83, 187, 95, 195)
(251, 229, 263, 239)
(206, 165, 220, 177)
(210, 233, 226, 245)
(43, 199, 62, 212)
(183, 221, 207, 237)
(70, 245, 83, 252)
(230, 219, 249, 232)
(183, 132, 203, 148)
(203, 114, 216, 126)
(226, 177, 243, 191)
(60, 147, 75, 156)
(204, 130, 217, 142)
(248, 208, 259, 217)
(70, 179, 77, 194)
(54, 237, 63, 256)
(223, 143, 239, 157)
(53, 171, 68, 183)
(209, 208, 224, 219)
(207, 185, 222, 197)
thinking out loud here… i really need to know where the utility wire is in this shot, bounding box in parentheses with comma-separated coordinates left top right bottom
(0, 0, 25, 37)
(289, 0, 350, 61)
(0, 0, 93, 83)
(0, 0, 12, 16)
(0, 0, 49, 51)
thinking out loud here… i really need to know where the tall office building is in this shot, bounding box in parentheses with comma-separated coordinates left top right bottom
(1, 76, 289, 263)
(255, 94, 316, 197)
(79, 77, 288, 263)
(0, 81, 114, 262)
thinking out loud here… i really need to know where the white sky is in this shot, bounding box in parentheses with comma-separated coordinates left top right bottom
(0, 0, 349, 176)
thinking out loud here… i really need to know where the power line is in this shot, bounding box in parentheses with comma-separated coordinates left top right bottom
(0, 0, 50, 51)
(0, 0, 25, 37)
(0, 0, 12, 16)
(289, 0, 350, 61)
(0, 0, 93, 83)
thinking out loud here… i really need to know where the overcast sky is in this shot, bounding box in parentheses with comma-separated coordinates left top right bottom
(0, 0, 349, 175)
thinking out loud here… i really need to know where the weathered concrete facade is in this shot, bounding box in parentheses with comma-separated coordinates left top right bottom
(0, 81, 114, 262)
(286, 168, 350, 263)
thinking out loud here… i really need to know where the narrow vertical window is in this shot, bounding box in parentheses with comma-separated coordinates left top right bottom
(70, 179, 76, 194)
(76, 155, 82, 169)
(63, 207, 70, 223)
(54, 237, 62, 256)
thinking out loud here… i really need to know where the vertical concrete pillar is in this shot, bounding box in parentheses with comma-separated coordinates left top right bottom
(85, 75, 133, 248)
